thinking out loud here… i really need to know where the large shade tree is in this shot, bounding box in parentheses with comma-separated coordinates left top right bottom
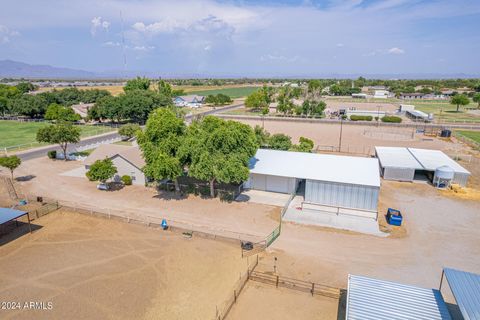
(179, 116, 258, 197)
(36, 123, 81, 160)
(137, 108, 186, 191)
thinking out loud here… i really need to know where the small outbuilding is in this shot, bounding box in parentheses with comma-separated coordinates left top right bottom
(375, 147, 470, 186)
(246, 149, 380, 212)
(85, 144, 146, 185)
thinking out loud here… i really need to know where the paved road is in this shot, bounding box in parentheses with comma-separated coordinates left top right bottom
(17, 131, 121, 161)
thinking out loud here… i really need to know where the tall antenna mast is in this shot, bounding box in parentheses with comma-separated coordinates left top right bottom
(120, 10, 127, 76)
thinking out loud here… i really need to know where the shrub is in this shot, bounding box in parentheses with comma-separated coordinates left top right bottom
(381, 116, 402, 123)
(121, 175, 132, 185)
(47, 150, 57, 159)
(350, 115, 373, 121)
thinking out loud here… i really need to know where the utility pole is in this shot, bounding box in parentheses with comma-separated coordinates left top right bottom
(338, 118, 344, 152)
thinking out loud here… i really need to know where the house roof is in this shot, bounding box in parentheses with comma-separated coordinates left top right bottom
(346, 274, 452, 320)
(175, 95, 205, 103)
(249, 149, 380, 187)
(85, 144, 145, 169)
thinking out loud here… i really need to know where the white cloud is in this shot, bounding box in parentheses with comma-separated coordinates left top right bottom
(0, 25, 19, 44)
(388, 47, 405, 54)
(90, 17, 110, 36)
(260, 54, 300, 62)
(204, 44, 212, 51)
(336, 43, 345, 48)
(102, 41, 120, 47)
(132, 45, 155, 51)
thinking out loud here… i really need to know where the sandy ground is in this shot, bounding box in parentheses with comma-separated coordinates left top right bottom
(228, 282, 340, 320)
(259, 181, 480, 306)
(8, 157, 279, 242)
(0, 210, 252, 320)
(324, 99, 399, 112)
(237, 119, 471, 156)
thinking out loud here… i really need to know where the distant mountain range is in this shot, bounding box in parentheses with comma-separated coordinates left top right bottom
(0, 59, 479, 80)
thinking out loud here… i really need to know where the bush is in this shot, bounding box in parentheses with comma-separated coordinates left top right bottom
(47, 150, 57, 159)
(350, 115, 373, 121)
(121, 175, 132, 185)
(381, 116, 402, 123)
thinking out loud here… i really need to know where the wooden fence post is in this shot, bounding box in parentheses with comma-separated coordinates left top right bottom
(276, 275, 279, 288)
(234, 290, 237, 303)
(311, 283, 315, 296)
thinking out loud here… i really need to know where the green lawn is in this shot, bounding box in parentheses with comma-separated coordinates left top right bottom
(187, 86, 259, 98)
(456, 130, 480, 144)
(0, 120, 116, 150)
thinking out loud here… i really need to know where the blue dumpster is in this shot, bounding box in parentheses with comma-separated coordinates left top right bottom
(386, 208, 403, 226)
(161, 219, 168, 230)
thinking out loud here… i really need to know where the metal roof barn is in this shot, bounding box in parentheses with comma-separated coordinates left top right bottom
(375, 147, 423, 169)
(346, 274, 452, 320)
(408, 148, 470, 174)
(442, 268, 480, 320)
(249, 149, 380, 187)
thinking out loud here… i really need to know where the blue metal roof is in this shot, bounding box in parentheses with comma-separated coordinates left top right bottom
(0, 208, 28, 225)
(444, 268, 480, 320)
(346, 274, 452, 320)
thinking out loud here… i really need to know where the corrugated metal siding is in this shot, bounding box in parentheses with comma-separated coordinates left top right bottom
(453, 173, 470, 187)
(305, 180, 379, 211)
(444, 268, 480, 320)
(347, 275, 452, 320)
(383, 167, 415, 181)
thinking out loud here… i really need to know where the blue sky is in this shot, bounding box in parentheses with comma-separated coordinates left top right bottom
(1, 0, 479, 76)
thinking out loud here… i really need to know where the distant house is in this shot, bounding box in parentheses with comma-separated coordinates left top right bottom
(84, 144, 146, 186)
(352, 93, 368, 99)
(373, 90, 390, 99)
(173, 95, 205, 108)
(399, 93, 425, 100)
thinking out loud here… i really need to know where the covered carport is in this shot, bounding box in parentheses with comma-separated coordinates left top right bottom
(346, 274, 452, 320)
(0, 208, 32, 235)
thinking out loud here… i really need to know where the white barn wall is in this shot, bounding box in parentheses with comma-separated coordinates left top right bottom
(249, 173, 297, 194)
(110, 155, 146, 186)
(305, 180, 379, 211)
(383, 167, 415, 181)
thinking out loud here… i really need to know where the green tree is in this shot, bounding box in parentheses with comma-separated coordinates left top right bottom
(124, 77, 151, 92)
(450, 94, 470, 112)
(16, 82, 36, 94)
(0, 155, 21, 180)
(36, 123, 81, 161)
(137, 108, 186, 191)
(86, 158, 117, 184)
(245, 90, 268, 111)
(180, 116, 257, 197)
(118, 123, 141, 139)
(8, 94, 48, 117)
(291, 137, 314, 152)
(44, 103, 81, 122)
(157, 80, 173, 98)
(269, 134, 292, 150)
(473, 93, 480, 109)
(254, 125, 270, 147)
(0, 97, 8, 116)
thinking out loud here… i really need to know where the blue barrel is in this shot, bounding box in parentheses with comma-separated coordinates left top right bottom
(161, 219, 168, 230)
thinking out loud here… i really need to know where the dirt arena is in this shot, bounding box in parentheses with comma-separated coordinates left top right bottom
(0, 210, 251, 320)
(228, 282, 341, 320)
(236, 118, 471, 155)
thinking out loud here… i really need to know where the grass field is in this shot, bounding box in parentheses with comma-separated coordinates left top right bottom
(456, 130, 480, 144)
(186, 86, 259, 98)
(0, 120, 115, 149)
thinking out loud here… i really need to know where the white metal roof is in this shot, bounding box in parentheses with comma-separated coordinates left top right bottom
(409, 148, 470, 174)
(375, 146, 423, 169)
(444, 268, 480, 320)
(346, 274, 452, 320)
(375, 147, 470, 175)
(249, 149, 380, 187)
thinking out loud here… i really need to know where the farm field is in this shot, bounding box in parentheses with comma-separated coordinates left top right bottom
(0, 120, 115, 149)
(0, 210, 250, 320)
(186, 86, 259, 98)
(456, 130, 480, 144)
